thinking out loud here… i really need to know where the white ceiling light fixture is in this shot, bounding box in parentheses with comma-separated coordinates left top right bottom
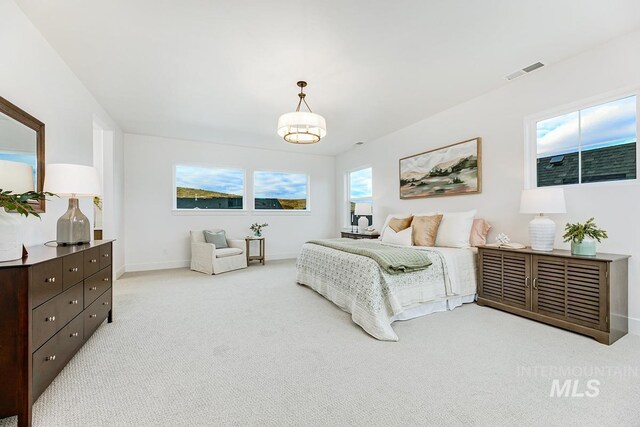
(277, 81, 326, 144)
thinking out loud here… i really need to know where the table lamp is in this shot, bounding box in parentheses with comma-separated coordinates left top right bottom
(354, 202, 372, 233)
(520, 187, 566, 251)
(44, 163, 100, 245)
(0, 160, 35, 261)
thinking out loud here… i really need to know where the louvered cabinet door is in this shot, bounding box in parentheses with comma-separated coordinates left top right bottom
(566, 258, 607, 331)
(532, 256, 566, 320)
(479, 249, 531, 310)
(479, 250, 502, 301)
(532, 256, 607, 331)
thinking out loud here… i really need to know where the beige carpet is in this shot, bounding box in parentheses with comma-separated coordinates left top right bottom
(2, 260, 640, 426)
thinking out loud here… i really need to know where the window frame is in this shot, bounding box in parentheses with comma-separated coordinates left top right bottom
(172, 163, 248, 215)
(251, 169, 311, 215)
(525, 88, 640, 190)
(345, 165, 373, 227)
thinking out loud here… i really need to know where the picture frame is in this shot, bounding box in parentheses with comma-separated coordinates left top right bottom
(399, 137, 482, 199)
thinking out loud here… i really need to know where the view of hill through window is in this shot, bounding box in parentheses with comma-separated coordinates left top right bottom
(174, 166, 309, 210)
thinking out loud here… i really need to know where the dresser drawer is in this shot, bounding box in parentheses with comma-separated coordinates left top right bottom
(84, 247, 101, 277)
(32, 259, 64, 308)
(99, 243, 112, 270)
(32, 314, 84, 400)
(84, 289, 112, 339)
(62, 252, 84, 290)
(84, 268, 112, 308)
(32, 282, 84, 350)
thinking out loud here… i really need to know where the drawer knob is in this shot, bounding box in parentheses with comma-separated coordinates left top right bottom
(103, 301, 109, 306)
(45, 277, 56, 283)
(90, 286, 98, 291)
(70, 267, 79, 272)
(45, 316, 56, 322)
(103, 277, 109, 282)
(45, 355, 56, 361)
(70, 299, 79, 305)
(90, 259, 98, 263)
(70, 332, 79, 337)
(103, 253, 109, 258)
(89, 314, 97, 318)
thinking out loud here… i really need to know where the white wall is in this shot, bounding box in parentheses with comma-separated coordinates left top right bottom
(336, 30, 640, 335)
(0, 0, 125, 276)
(124, 134, 335, 271)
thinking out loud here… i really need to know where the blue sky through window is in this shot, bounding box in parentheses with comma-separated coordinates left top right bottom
(349, 168, 372, 199)
(175, 165, 244, 195)
(537, 96, 637, 158)
(254, 171, 307, 199)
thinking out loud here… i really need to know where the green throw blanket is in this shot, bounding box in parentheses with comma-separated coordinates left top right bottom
(307, 238, 432, 275)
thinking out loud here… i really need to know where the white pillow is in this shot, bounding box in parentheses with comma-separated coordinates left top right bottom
(435, 209, 477, 248)
(381, 226, 412, 246)
(379, 213, 412, 239)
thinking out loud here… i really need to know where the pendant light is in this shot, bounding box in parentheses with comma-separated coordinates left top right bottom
(277, 81, 327, 144)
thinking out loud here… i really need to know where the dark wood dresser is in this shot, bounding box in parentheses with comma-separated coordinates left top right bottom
(0, 240, 114, 427)
(477, 246, 629, 345)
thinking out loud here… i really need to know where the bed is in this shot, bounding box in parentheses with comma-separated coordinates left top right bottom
(295, 239, 477, 341)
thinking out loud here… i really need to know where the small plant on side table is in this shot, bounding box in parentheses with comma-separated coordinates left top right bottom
(563, 217, 608, 256)
(250, 222, 268, 237)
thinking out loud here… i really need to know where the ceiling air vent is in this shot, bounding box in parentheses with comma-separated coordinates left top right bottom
(505, 62, 545, 81)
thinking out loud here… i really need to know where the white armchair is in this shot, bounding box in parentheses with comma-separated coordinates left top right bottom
(190, 230, 247, 275)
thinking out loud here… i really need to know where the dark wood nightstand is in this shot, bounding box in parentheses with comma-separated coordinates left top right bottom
(340, 231, 380, 240)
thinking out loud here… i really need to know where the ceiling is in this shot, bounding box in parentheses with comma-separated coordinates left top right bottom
(15, 0, 640, 156)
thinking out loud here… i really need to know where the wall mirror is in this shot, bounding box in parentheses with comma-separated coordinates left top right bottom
(0, 96, 45, 212)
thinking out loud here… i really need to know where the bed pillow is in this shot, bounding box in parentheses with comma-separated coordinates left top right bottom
(380, 213, 412, 239)
(388, 216, 413, 232)
(380, 226, 413, 246)
(469, 219, 492, 247)
(435, 210, 477, 248)
(411, 214, 443, 246)
(203, 230, 229, 248)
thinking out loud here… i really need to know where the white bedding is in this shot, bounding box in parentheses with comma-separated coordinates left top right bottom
(295, 240, 477, 341)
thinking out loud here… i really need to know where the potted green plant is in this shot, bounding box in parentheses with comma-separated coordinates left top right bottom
(562, 218, 608, 256)
(0, 189, 54, 261)
(249, 222, 268, 237)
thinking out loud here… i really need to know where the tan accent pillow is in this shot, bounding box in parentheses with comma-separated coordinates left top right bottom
(388, 216, 413, 233)
(411, 214, 443, 246)
(469, 218, 492, 247)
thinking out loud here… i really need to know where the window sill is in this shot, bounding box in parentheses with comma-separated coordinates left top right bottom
(532, 178, 640, 191)
(172, 209, 249, 216)
(251, 210, 311, 216)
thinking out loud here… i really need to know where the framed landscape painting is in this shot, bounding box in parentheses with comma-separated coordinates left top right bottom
(399, 137, 482, 199)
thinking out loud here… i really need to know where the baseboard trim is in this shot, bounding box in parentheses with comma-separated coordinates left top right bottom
(267, 252, 298, 261)
(629, 316, 640, 336)
(114, 265, 126, 279)
(125, 260, 190, 272)
(125, 253, 300, 273)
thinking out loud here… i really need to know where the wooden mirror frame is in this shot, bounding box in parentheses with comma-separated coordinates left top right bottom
(0, 96, 45, 212)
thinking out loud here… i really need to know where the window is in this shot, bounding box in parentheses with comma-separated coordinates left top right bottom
(348, 167, 372, 226)
(535, 95, 637, 187)
(253, 171, 309, 210)
(175, 165, 244, 210)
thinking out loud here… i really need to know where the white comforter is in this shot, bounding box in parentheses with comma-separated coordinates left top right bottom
(295, 241, 477, 341)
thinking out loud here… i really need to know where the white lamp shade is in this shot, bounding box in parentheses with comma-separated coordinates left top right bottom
(520, 188, 566, 214)
(0, 160, 34, 194)
(354, 202, 372, 216)
(44, 163, 100, 197)
(277, 111, 327, 144)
